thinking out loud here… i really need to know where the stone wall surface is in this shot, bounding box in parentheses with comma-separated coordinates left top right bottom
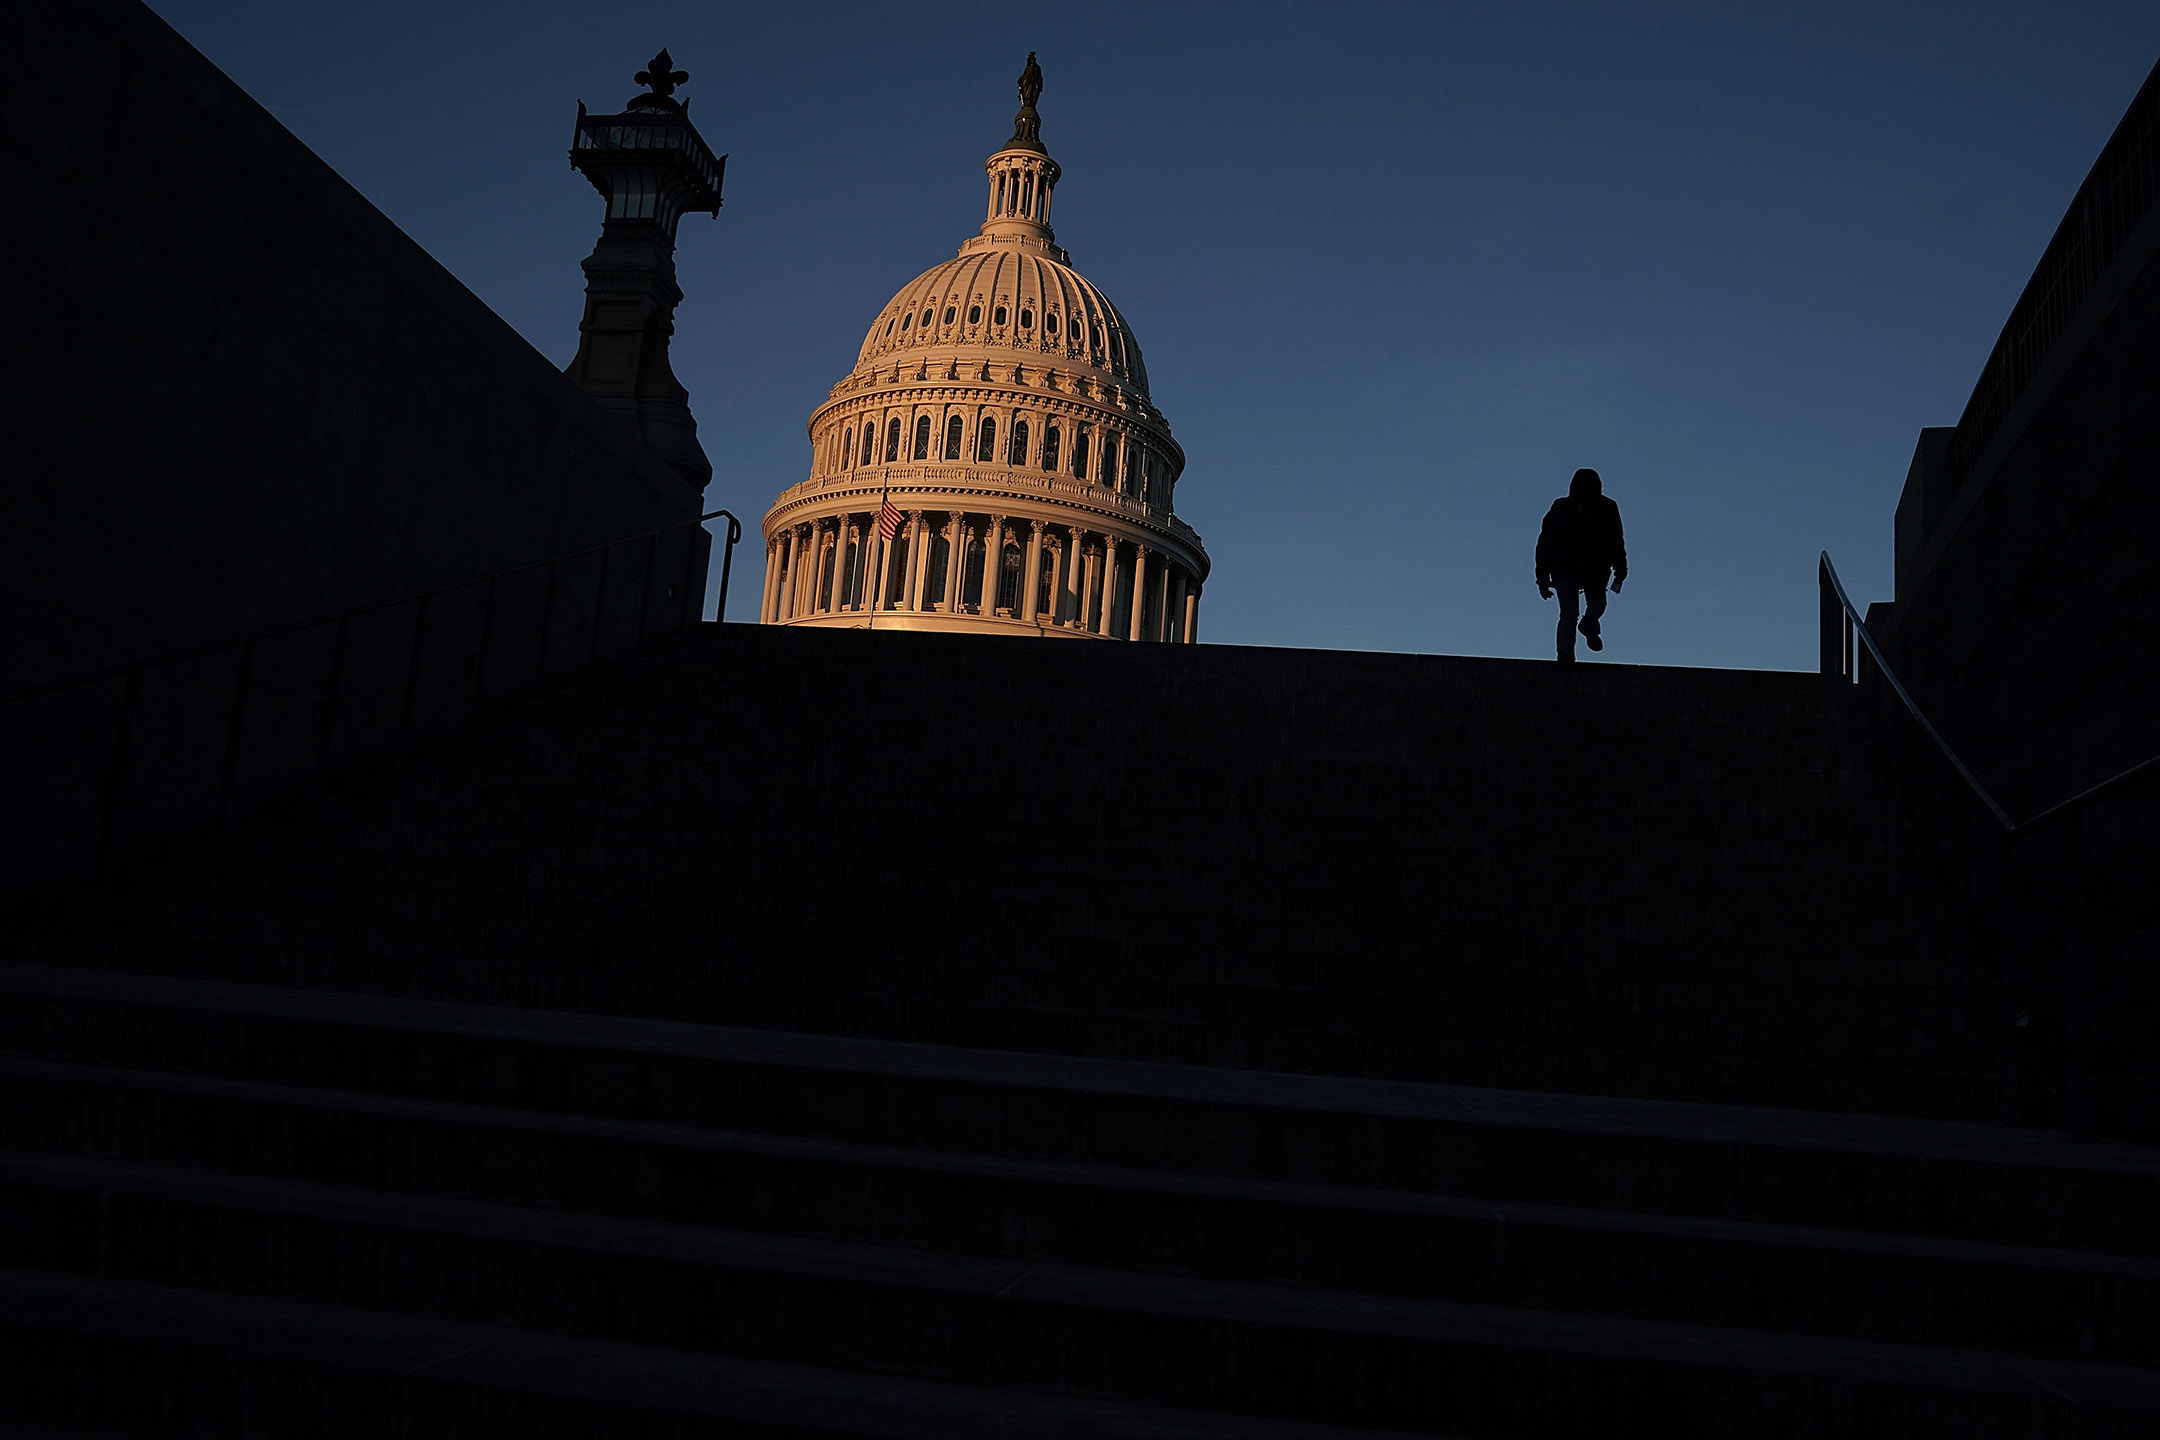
(1868, 72, 2159, 1149)
(5, 626, 2159, 1435)
(1881, 240, 2160, 822)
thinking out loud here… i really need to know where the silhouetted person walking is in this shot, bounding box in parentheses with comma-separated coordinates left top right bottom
(1536, 468, 1627, 665)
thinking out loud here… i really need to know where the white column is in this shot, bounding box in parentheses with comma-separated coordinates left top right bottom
(941, 512, 964, 611)
(1060, 529, 1082, 624)
(1152, 557, 1171, 642)
(1021, 519, 1043, 620)
(824, 521, 845, 614)
(906, 511, 929, 609)
(759, 540, 778, 623)
(1096, 540, 1118, 637)
(786, 528, 803, 621)
(980, 515, 1005, 613)
(1127, 545, 1150, 642)
(1185, 585, 1200, 644)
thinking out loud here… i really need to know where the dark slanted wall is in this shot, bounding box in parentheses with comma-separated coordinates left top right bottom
(0, 1, 716, 898)
(1884, 56, 2159, 819)
(1873, 58, 2160, 1140)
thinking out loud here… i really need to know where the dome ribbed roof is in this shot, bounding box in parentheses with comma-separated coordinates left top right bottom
(854, 245, 1151, 397)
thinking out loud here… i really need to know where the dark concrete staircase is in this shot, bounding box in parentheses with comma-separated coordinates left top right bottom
(3, 624, 2155, 1436)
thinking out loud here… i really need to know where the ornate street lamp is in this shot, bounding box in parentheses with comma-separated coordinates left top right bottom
(566, 50, 725, 490)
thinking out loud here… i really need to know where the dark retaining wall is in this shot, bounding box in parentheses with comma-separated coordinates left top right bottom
(0, 0, 713, 899)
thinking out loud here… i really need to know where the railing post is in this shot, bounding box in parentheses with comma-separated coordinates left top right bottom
(1819, 554, 1842, 677)
(315, 616, 349, 778)
(716, 512, 741, 621)
(471, 575, 498, 713)
(535, 560, 559, 685)
(588, 545, 613, 671)
(398, 594, 430, 740)
(94, 668, 143, 865)
(214, 640, 256, 824)
(635, 531, 657, 641)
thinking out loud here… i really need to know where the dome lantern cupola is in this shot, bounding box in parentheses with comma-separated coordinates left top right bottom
(979, 52, 1062, 256)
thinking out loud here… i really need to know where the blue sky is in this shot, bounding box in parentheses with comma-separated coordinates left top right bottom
(150, 1, 2159, 667)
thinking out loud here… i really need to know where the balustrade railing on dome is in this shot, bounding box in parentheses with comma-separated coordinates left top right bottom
(774, 466, 1204, 551)
(0, 510, 740, 903)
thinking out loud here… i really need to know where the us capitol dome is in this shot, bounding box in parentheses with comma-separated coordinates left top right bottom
(756, 54, 1209, 641)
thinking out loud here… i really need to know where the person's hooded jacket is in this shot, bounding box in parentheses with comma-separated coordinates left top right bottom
(1536, 468, 1627, 589)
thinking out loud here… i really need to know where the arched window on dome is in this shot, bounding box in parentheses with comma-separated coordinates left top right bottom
(1142, 452, 1157, 505)
(968, 304, 981, 325)
(1037, 544, 1056, 617)
(995, 174, 1007, 216)
(900, 312, 911, 331)
(1072, 431, 1089, 480)
(995, 534, 1023, 613)
(1042, 424, 1060, 472)
(976, 416, 996, 463)
(944, 415, 962, 460)
(963, 530, 986, 611)
(926, 524, 950, 610)
(1009, 418, 1029, 467)
(885, 418, 901, 464)
(993, 305, 1007, 327)
(920, 307, 933, 330)
(861, 425, 876, 467)
(943, 305, 956, 326)
(913, 415, 931, 460)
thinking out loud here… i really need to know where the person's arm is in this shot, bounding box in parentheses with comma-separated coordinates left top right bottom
(1609, 503, 1627, 591)
(1535, 512, 1553, 596)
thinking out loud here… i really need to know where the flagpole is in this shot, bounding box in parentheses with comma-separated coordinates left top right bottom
(867, 479, 889, 632)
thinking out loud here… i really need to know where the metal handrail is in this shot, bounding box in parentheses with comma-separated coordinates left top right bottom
(3, 509, 741, 707)
(1819, 550, 2157, 834)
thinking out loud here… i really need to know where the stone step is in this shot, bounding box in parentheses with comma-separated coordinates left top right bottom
(10, 1117, 2160, 1366)
(0, 1269, 1443, 1440)
(8, 1200, 2151, 1433)
(0, 966, 2142, 1254)
(1, 942, 1997, 1118)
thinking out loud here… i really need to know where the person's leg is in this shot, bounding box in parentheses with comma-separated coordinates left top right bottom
(1580, 582, 1608, 649)
(1555, 585, 1580, 663)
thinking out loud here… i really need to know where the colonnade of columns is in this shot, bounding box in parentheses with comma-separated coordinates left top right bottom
(760, 509, 1200, 642)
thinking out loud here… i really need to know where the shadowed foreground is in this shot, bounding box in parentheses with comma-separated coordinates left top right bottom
(4, 623, 2155, 1437)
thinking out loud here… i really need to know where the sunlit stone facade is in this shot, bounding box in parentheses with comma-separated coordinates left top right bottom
(758, 57, 1208, 640)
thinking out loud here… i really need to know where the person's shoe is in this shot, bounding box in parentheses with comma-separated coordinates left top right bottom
(1579, 618, 1603, 651)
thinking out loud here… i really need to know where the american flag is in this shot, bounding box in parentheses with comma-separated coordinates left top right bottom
(876, 499, 904, 542)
